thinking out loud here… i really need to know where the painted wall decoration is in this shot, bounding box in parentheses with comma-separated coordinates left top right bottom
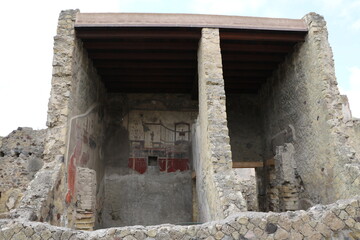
(66, 109, 102, 203)
(125, 110, 193, 174)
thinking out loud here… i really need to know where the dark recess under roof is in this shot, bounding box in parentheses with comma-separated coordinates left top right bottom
(75, 13, 308, 95)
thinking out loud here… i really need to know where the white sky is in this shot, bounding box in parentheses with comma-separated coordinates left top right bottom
(0, 0, 359, 136)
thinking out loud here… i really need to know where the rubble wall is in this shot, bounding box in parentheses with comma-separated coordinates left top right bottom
(0, 128, 46, 215)
(259, 13, 360, 209)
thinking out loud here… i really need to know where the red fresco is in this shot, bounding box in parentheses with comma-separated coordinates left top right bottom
(66, 141, 82, 203)
(166, 159, 189, 172)
(128, 158, 147, 174)
(159, 158, 167, 172)
(132, 157, 189, 174)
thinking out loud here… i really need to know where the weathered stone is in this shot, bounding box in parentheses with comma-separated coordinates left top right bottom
(338, 210, 349, 220)
(315, 222, 332, 237)
(349, 231, 360, 239)
(214, 231, 224, 240)
(204, 236, 215, 240)
(244, 231, 256, 240)
(123, 235, 137, 240)
(265, 223, 278, 234)
(299, 223, 314, 237)
(290, 230, 303, 240)
(253, 227, 263, 238)
(308, 233, 323, 240)
(11, 231, 28, 240)
(278, 216, 291, 232)
(231, 231, 240, 240)
(146, 229, 157, 238)
(236, 217, 249, 225)
(24, 227, 34, 237)
(274, 227, 289, 240)
(323, 212, 345, 231)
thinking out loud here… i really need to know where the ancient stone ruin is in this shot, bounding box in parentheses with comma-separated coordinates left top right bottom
(0, 10, 360, 239)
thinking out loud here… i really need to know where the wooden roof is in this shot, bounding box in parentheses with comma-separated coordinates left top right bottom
(75, 13, 308, 95)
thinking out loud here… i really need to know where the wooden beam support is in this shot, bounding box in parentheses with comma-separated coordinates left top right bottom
(266, 158, 275, 166)
(104, 82, 191, 88)
(222, 53, 285, 62)
(223, 70, 272, 77)
(93, 60, 197, 69)
(76, 28, 201, 40)
(232, 158, 275, 168)
(83, 40, 199, 50)
(223, 62, 279, 70)
(88, 51, 196, 60)
(220, 30, 306, 42)
(221, 43, 294, 53)
(106, 87, 191, 93)
(98, 68, 196, 76)
(102, 76, 192, 82)
(232, 162, 264, 168)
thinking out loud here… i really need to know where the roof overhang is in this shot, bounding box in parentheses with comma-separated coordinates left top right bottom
(75, 13, 307, 31)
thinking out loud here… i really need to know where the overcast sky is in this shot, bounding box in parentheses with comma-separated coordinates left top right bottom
(0, 0, 359, 136)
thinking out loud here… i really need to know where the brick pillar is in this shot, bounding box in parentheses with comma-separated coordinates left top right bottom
(197, 28, 246, 221)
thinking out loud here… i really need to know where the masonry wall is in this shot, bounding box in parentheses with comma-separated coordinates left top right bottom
(0, 128, 46, 215)
(227, 94, 264, 163)
(100, 93, 197, 228)
(2, 196, 360, 239)
(65, 31, 106, 231)
(259, 13, 360, 211)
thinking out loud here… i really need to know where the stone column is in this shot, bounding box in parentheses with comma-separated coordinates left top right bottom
(44, 9, 79, 162)
(197, 28, 246, 221)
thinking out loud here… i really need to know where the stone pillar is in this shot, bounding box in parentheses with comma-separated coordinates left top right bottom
(197, 28, 246, 221)
(44, 9, 79, 162)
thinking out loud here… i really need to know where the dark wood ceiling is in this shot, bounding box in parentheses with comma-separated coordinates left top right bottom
(75, 23, 307, 96)
(77, 27, 200, 94)
(220, 29, 307, 94)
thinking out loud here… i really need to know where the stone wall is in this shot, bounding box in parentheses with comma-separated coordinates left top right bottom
(197, 28, 247, 222)
(2, 196, 360, 239)
(227, 94, 263, 163)
(0, 128, 46, 215)
(65, 24, 106, 230)
(259, 13, 360, 209)
(341, 95, 360, 155)
(103, 167, 192, 227)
